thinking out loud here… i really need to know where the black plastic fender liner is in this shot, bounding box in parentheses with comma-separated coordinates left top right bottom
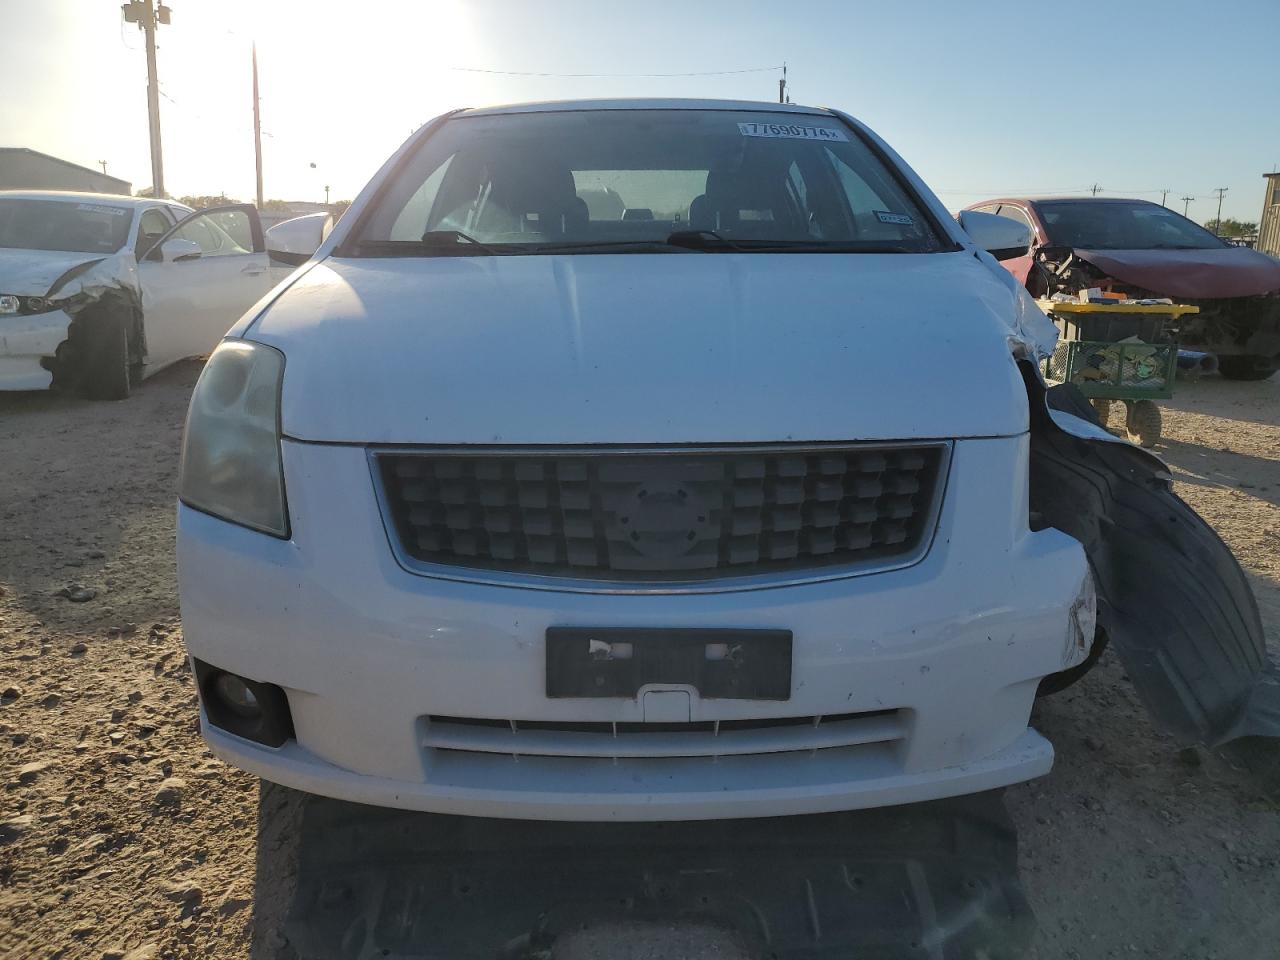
(1020, 361, 1280, 745)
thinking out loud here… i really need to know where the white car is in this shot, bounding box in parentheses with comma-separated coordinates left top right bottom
(175, 99, 1273, 821)
(0, 191, 291, 398)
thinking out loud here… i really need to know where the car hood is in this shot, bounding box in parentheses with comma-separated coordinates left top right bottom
(1073, 247, 1280, 300)
(0, 248, 118, 297)
(250, 251, 1037, 444)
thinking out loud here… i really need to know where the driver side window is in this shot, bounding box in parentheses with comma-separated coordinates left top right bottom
(171, 210, 252, 257)
(135, 208, 173, 259)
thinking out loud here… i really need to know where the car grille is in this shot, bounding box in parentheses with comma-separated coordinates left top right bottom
(422, 710, 907, 760)
(374, 444, 947, 583)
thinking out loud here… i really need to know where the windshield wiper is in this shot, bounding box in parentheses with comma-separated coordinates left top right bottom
(664, 229, 744, 252)
(727, 239, 916, 253)
(419, 229, 500, 254)
(355, 231, 500, 257)
(519, 239, 695, 254)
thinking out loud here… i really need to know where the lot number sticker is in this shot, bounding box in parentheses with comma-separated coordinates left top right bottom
(738, 121, 848, 142)
(76, 203, 129, 216)
(874, 210, 915, 225)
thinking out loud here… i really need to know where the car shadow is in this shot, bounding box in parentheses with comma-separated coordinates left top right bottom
(1162, 374, 1280, 430)
(250, 787, 1033, 960)
(0, 359, 202, 630)
(1160, 437, 1280, 509)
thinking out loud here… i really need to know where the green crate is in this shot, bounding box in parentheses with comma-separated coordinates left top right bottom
(1043, 340, 1176, 400)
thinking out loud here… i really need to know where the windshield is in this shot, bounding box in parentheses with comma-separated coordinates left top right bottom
(0, 198, 133, 254)
(350, 109, 946, 254)
(1037, 200, 1225, 251)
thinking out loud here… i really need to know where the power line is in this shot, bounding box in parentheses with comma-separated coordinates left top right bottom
(450, 64, 783, 78)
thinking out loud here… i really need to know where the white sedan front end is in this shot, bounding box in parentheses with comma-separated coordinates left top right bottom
(179, 426, 1091, 819)
(176, 99, 1094, 820)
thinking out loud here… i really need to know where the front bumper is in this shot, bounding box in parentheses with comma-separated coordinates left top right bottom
(0, 309, 70, 390)
(178, 434, 1090, 821)
(202, 720, 1052, 820)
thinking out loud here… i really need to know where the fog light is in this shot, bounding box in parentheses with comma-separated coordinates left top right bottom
(193, 659, 294, 747)
(214, 672, 261, 718)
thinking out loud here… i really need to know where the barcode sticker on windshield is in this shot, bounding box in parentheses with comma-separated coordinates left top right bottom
(874, 210, 914, 225)
(76, 204, 129, 216)
(737, 121, 848, 142)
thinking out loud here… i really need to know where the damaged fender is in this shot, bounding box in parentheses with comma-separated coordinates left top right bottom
(44, 252, 143, 329)
(29, 254, 142, 390)
(1022, 365, 1279, 745)
(983, 268, 1280, 745)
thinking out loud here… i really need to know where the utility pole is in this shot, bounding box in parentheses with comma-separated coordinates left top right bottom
(1160, 188, 1170, 207)
(252, 44, 264, 210)
(778, 63, 786, 104)
(122, 1, 170, 197)
(1212, 187, 1228, 233)
(98, 160, 108, 175)
(1090, 183, 1102, 196)
(324, 185, 330, 206)
(1181, 195, 1194, 216)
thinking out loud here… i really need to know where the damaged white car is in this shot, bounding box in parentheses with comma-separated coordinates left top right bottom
(176, 99, 1277, 821)
(0, 191, 290, 399)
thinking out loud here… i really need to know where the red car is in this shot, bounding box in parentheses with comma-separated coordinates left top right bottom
(966, 196, 1280, 380)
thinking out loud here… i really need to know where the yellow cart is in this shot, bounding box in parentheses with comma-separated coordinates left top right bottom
(1036, 300, 1200, 447)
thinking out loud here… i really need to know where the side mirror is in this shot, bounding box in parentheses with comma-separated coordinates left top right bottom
(957, 210, 1033, 261)
(266, 213, 333, 266)
(157, 237, 202, 262)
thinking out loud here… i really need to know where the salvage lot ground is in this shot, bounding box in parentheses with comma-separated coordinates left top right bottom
(0, 361, 1277, 960)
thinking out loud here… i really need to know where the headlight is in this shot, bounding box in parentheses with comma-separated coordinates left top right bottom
(0, 295, 55, 315)
(179, 340, 289, 537)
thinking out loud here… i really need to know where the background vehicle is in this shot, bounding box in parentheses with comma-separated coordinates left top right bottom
(0, 191, 289, 398)
(967, 196, 1280, 380)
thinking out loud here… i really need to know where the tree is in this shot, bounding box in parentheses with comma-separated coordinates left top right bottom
(1208, 217, 1257, 238)
(177, 194, 239, 209)
(330, 200, 352, 221)
(261, 198, 294, 212)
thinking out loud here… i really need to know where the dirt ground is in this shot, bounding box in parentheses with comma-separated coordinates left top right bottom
(0, 361, 1277, 960)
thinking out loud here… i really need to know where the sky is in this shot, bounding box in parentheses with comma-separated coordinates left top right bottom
(2, 0, 1276, 223)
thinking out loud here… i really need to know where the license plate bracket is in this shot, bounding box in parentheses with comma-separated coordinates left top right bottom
(545, 627, 792, 700)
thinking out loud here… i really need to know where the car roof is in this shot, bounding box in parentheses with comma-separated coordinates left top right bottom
(457, 97, 836, 118)
(0, 189, 158, 205)
(972, 196, 1157, 207)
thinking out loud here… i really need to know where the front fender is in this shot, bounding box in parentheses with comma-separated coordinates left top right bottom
(1021, 362, 1279, 745)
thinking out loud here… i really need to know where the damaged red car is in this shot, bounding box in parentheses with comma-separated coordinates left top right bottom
(966, 196, 1280, 380)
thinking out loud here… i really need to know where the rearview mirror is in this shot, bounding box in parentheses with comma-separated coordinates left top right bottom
(266, 213, 333, 266)
(159, 237, 202, 262)
(957, 210, 1032, 261)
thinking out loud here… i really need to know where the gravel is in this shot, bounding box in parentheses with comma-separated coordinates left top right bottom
(0, 360, 1276, 959)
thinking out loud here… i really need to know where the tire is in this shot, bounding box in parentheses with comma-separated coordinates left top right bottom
(1218, 355, 1276, 381)
(80, 316, 132, 401)
(1123, 399, 1161, 447)
(1089, 399, 1112, 430)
